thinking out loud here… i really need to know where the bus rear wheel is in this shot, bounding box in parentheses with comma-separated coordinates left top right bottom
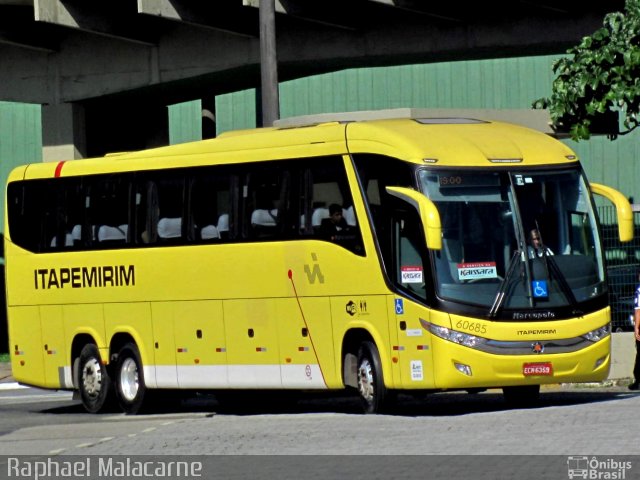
(115, 343, 147, 415)
(77, 344, 114, 413)
(356, 341, 392, 414)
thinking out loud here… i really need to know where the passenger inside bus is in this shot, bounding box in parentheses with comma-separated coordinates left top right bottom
(319, 203, 351, 241)
(527, 228, 554, 259)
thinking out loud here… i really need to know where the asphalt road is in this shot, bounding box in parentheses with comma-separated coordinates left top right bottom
(0, 380, 638, 456)
(2, 371, 640, 480)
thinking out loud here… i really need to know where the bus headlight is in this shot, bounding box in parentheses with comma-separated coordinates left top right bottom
(582, 324, 611, 343)
(422, 320, 488, 350)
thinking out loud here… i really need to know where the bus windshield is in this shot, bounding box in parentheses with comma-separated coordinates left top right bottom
(419, 168, 605, 314)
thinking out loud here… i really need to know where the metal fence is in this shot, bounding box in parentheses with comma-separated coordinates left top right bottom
(598, 205, 640, 331)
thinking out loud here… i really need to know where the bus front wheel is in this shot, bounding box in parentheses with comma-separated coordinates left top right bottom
(356, 341, 392, 414)
(115, 343, 147, 415)
(77, 344, 114, 413)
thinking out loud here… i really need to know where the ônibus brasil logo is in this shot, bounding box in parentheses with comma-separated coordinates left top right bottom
(567, 456, 632, 479)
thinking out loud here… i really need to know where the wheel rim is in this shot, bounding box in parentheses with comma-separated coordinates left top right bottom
(82, 357, 103, 399)
(119, 357, 139, 402)
(358, 357, 375, 403)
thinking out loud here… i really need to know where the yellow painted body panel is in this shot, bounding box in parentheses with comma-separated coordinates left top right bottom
(386, 297, 436, 389)
(39, 305, 67, 388)
(171, 300, 225, 369)
(8, 306, 44, 387)
(449, 308, 610, 342)
(430, 335, 610, 388)
(223, 298, 281, 386)
(149, 303, 178, 387)
(275, 297, 336, 388)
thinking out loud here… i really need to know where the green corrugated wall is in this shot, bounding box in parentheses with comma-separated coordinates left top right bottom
(0, 101, 42, 239)
(168, 99, 202, 145)
(215, 54, 640, 204)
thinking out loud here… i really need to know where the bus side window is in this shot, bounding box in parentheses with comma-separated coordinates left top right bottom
(89, 175, 131, 247)
(307, 158, 363, 254)
(7, 182, 44, 253)
(244, 166, 286, 240)
(158, 176, 184, 243)
(189, 168, 231, 243)
(45, 178, 85, 251)
(395, 213, 427, 300)
(134, 180, 156, 245)
(136, 172, 185, 245)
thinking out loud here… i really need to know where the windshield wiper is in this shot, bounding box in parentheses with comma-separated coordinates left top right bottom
(488, 250, 522, 318)
(544, 253, 582, 314)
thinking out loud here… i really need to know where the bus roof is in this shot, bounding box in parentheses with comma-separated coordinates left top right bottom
(12, 109, 578, 181)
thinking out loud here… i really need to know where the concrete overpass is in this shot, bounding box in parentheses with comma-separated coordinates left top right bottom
(0, 1, 626, 158)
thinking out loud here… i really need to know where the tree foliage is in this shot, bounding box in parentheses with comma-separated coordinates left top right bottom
(533, 0, 640, 141)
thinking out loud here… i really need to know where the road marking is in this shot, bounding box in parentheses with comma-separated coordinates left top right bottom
(0, 383, 28, 391)
(103, 412, 210, 421)
(75, 442, 94, 448)
(0, 393, 71, 403)
(49, 449, 66, 455)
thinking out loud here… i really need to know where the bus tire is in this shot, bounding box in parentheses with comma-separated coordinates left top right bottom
(77, 343, 114, 413)
(502, 385, 540, 407)
(356, 341, 392, 414)
(114, 343, 147, 415)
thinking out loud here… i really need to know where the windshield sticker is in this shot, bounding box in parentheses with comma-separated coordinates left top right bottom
(401, 266, 423, 283)
(532, 280, 549, 298)
(457, 262, 497, 281)
(515, 175, 533, 186)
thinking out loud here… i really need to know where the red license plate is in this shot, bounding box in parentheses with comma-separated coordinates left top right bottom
(523, 362, 553, 376)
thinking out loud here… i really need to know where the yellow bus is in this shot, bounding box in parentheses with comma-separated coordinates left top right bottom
(3, 109, 633, 414)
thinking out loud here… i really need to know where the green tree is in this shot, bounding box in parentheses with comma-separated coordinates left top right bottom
(534, 0, 640, 141)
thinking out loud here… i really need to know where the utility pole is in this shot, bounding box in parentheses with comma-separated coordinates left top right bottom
(259, 0, 280, 126)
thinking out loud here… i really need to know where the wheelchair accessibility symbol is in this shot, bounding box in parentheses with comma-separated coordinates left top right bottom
(532, 280, 548, 298)
(395, 298, 404, 315)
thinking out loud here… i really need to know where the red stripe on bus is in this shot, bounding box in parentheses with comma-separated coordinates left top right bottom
(54, 161, 66, 178)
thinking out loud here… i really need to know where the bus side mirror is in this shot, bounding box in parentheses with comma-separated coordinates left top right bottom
(590, 183, 633, 243)
(385, 186, 442, 250)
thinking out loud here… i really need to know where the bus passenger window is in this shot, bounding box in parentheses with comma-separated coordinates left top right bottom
(89, 176, 131, 247)
(244, 167, 285, 240)
(190, 169, 230, 243)
(308, 159, 363, 254)
(46, 178, 85, 251)
(156, 176, 184, 243)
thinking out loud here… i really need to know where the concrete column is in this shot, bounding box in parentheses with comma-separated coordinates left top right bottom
(42, 103, 87, 162)
(259, 0, 279, 127)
